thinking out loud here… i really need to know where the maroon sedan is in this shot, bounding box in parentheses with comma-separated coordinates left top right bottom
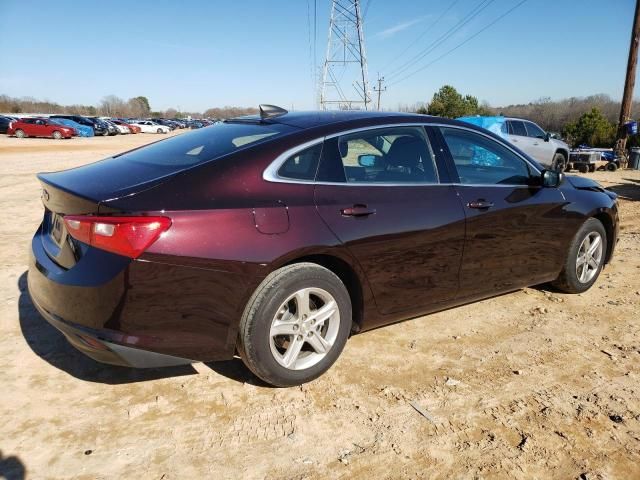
(28, 106, 619, 386)
(8, 118, 77, 139)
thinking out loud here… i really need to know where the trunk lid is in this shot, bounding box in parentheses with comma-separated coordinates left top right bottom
(37, 157, 178, 269)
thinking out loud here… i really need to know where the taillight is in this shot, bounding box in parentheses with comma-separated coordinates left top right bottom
(63, 215, 171, 259)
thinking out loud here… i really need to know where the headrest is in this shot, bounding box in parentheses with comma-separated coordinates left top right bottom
(386, 136, 423, 169)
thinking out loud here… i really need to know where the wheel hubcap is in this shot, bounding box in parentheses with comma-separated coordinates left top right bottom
(576, 232, 603, 283)
(269, 287, 340, 371)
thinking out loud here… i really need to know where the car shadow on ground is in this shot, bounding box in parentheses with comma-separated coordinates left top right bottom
(204, 359, 270, 387)
(603, 177, 640, 201)
(17, 272, 198, 385)
(0, 451, 26, 480)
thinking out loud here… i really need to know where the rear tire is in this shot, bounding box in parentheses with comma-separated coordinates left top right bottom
(552, 218, 607, 294)
(52, 130, 62, 140)
(552, 153, 567, 172)
(578, 165, 589, 173)
(15, 129, 26, 138)
(237, 263, 352, 387)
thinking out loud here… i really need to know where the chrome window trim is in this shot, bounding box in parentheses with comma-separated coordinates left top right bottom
(262, 122, 541, 186)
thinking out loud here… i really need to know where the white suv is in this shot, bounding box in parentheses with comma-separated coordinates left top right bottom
(502, 118, 570, 171)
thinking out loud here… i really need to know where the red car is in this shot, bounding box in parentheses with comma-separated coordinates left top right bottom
(8, 118, 77, 139)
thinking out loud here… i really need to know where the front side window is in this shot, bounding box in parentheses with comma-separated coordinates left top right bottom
(508, 120, 527, 137)
(278, 143, 323, 181)
(335, 126, 438, 184)
(524, 121, 546, 139)
(440, 127, 531, 185)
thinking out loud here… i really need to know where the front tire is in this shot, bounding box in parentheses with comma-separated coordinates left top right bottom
(552, 153, 567, 172)
(237, 263, 352, 387)
(606, 162, 618, 172)
(552, 218, 607, 293)
(157, 128, 163, 134)
(52, 130, 62, 139)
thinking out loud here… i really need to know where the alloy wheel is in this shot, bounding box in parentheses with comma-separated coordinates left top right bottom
(576, 232, 603, 283)
(269, 287, 340, 370)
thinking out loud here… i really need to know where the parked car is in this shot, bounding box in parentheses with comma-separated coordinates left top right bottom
(28, 107, 619, 386)
(48, 118, 94, 137)
(111, 119, 140, 134)
(50, 115, 108, 136)
(106, 120, 130, 135)
(0, 115, 18, 134)
(128, 120, 170, 134)
(458, 116, 571, 171)
(8, 117, 76, 139)
(88, 117, 117, 135)
(146, 118, 177, 130)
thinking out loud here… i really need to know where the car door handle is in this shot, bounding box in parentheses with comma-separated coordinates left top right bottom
(467, 200, 494, 209)
(341, 205, 376, 217)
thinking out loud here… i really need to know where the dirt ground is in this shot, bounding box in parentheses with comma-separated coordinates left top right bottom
(0, 132, 639, 480)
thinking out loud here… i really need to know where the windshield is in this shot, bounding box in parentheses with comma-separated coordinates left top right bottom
(115, 121, 296, 168)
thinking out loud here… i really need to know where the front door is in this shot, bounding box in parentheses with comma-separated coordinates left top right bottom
(314, 125, 465, 316)
(524, 120, 556, 168)
(434, 125, 568, 301)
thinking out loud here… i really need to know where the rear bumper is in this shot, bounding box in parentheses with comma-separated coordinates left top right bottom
(28, 227, 248, 366)
(30, 293, 194, 368)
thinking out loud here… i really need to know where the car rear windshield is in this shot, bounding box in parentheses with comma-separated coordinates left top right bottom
(115, 121, 296, 168)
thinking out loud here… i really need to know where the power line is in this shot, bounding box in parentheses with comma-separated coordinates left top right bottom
(388, 0, 529, 87)
(306, 0, 315, 89)
(363, 0, 373, 21)
(385, 0, 496, 81)
(314, 0, 317, 77)
(382, 0, 460, 72)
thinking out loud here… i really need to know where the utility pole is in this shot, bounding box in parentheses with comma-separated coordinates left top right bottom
(374, 74, 386, 110)
(615, 0, 640, 166)
(320, 0, 371, 110)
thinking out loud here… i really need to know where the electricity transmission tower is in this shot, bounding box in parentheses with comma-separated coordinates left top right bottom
(319, 0, 371, 110)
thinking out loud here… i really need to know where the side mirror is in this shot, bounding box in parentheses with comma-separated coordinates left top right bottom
(542, 169, 563, 188)
(544, 132, 551, 142)
(358, 154, 378, 168)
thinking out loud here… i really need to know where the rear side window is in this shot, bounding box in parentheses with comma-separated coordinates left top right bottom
(333, 126, 438, 184)
(508, 121, 527, 136)
(117, 121, 295, 168)
(278, 143, 323, 180)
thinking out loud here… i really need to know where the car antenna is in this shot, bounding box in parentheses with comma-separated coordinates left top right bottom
(259, 104, 288, 120)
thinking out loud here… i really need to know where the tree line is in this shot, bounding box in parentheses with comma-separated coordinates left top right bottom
(3, 88, 639, 148)
(0, 94, 257, 120)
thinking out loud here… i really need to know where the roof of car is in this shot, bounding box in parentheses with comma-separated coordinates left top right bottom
(233, 110, 432, 129)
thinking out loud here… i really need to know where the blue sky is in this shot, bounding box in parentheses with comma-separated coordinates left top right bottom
(0, 0, 636, 111)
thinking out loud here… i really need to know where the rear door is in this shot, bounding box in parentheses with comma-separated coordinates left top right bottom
(435, 125, 567, 300)
(314, 125, 465, 316)
(506, 120, 536, 156)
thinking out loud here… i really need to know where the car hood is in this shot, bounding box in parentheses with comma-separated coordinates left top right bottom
(551, 138, 570, 149)
(564, 174, 617, 199)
